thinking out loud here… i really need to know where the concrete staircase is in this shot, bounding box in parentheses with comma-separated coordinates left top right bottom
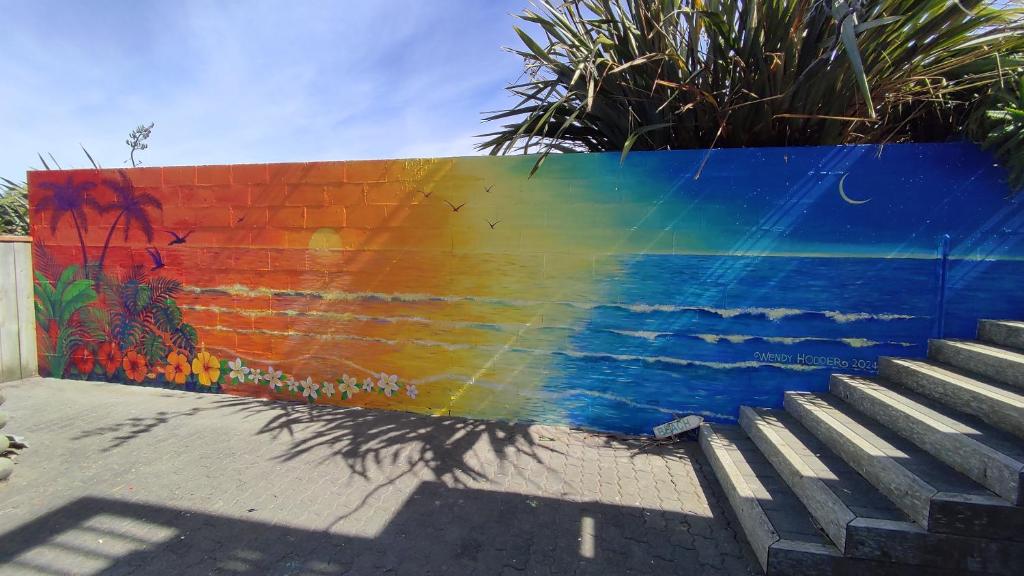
(700, 320, 1024, 575)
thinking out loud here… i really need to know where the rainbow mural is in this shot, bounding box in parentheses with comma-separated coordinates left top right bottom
(27, 143, 1024, 434)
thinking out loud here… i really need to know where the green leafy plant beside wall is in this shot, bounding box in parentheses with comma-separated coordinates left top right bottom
(0, 178, 28, 236)
(480, 0, 1024, 179)
(34, 265, 97, 378)
(971, 74, 1024, 191)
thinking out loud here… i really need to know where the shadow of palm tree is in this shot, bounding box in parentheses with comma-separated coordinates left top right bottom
(207, 395, 561, 487)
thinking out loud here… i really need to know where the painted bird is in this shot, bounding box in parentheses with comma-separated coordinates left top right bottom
(145, 247, 165, 271)
(485, 185, 494, 193)
(486, 219, 501, 229)
(444, 200, 466, 212)
(165, 229, 195, 245)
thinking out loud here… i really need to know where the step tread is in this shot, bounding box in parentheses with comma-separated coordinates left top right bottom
(882, 357, 1024, 407)
(703, 423, 832, 546)
(833, 374, 1024, 470)
(746, 407, 910, 524)
(932, 339, 1024, 363)
(785, 392, 1002, 501)
(983, 320, 1024, 329)
(979, 320, 1024, 352)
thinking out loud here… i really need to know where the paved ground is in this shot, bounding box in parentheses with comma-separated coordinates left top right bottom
(0, 377, 758, 575)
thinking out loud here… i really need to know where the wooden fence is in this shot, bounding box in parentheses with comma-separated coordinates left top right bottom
(0, 236, 36, 382)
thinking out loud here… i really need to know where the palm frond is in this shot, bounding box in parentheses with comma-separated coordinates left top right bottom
(480, 0, 1024, 184)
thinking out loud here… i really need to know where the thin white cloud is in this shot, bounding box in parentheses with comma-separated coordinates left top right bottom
(0, 0, 527, 178)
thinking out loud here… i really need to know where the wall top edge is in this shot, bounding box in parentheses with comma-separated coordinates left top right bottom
(22, 141, 977, 176)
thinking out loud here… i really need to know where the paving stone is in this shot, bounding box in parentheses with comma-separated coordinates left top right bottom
(0, 377, 759, 575)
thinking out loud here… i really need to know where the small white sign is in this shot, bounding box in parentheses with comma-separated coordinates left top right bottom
(653, 415, 703, 439)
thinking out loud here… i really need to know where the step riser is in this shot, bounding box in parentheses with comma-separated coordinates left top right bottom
(830, 375, 1024, 505)
(929, 340, 1024, 389)
(739, 407, 853, 552)
(845, 519, 1024, 575)
(766, 541, 976, 576)
(979, 321, 1024, 352)
(878, 358, 1024, 440)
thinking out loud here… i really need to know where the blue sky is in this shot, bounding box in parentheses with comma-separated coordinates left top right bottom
(0, 0, 527, 179)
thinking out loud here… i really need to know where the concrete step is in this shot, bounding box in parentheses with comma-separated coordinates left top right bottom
(698, 423, 841, 574)
(740, 407, 1024, 575)
(878, 357, 1024, 440)
(784, 392, 1024, 542)
(929, 340, 1024, 390)
(979, 320, 1024, 352)
(698, 424, 948, 575)
(830, 374, 1024, 505)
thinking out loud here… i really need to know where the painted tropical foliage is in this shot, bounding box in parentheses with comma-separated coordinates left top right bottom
(32, 170, 205, 386)
(31, 169, 415, 407)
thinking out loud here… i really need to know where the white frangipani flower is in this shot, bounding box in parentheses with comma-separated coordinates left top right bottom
(378, 373, 399, 397)
(339, 375, 359, 399)
(299, 377, 319, 401)
(227, 358, 249, 383)
(321, 381, 334, 397)
(265, 367, 284, 390)
(405, 383, 418, 399)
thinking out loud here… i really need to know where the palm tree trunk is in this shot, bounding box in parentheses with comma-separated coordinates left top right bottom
(95, 210, 126, 275)
(70, 211, 89, 272)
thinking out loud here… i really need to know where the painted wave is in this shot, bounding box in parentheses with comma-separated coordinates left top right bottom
(186, 285, 918, 324)
(202, 325, 824, 372)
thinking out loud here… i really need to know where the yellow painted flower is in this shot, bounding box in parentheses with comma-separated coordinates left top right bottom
(165, 350, 192, 385)
(191, 349, 221, 386)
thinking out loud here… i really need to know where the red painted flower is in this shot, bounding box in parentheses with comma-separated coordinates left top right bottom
(97, 342, 122, 376)
(122, 350, 148, 383)
(70, 346, 95, 375)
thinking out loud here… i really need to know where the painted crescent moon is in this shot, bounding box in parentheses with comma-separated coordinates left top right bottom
(838, 173, 871, 205)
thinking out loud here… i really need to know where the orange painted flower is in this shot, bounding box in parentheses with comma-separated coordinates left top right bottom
(164, 350, 191, 385)
(70, 346, 95, 375)
(191, 350, 220, 386)
(122, 350, 148, 382)
(97, 342, 122, 376)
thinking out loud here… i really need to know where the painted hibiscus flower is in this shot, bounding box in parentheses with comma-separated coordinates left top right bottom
(164, 350, 192, 385)
(70, 346, 95, 375)
(191, 350, 221, 387)
(122, 351, 148, 383)
(97, 342, 122, 376)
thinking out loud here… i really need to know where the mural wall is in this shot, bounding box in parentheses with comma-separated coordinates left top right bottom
(28, 143, 1024, 434)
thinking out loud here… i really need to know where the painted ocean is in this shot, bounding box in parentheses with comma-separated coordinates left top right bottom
(533, 254, 1024, 434)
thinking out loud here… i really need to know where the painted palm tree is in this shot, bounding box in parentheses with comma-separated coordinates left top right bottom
(96, 170, 163, 273)
(33, 176, 100, 271)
